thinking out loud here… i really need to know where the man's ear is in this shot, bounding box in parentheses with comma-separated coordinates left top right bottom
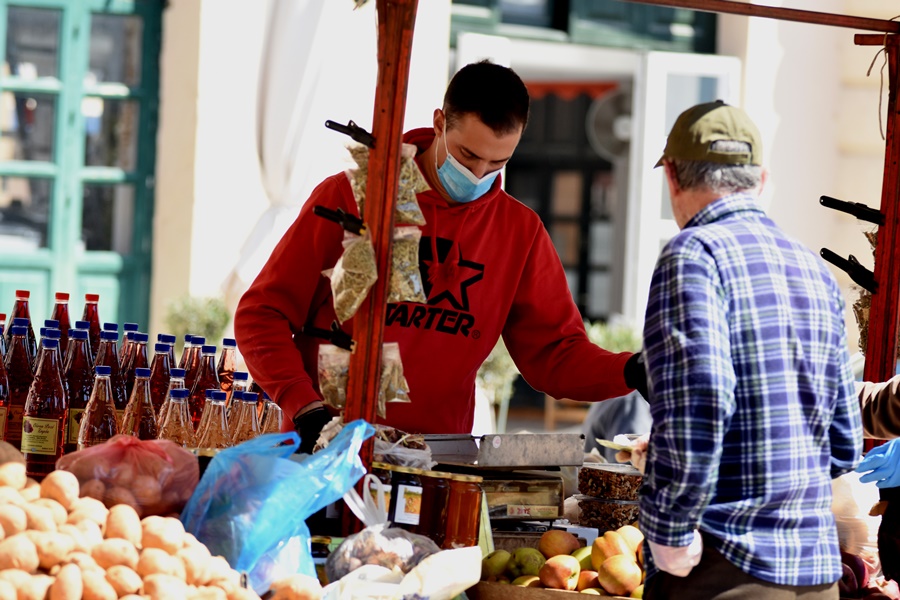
(663, 160, 680, 195)
(433, 108, 444, 137)
(758, 167, 769, 194)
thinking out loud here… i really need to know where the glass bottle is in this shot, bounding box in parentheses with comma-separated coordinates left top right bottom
(178, 334, 195, 370)
(157, 367, 186, 428)
(5, 290, 36, 359)
(0, 337, 9, 442)
(73, 320, 94, 365)
(148, 342, 172, 416)
(63, 329, 93, 455)
(124, 332, 149, 399)
(33, 327, 62, 371)
(23, 337, 68, 480)
(158, 333, 177, 366)
(195, 390, 231, 449)
(188, 344, 218, 429)
(231, 391, 260, 445)
(78, 365, 118, 450)
(81, 294, 101, 357)
(414, 471, 452, 547)
(10, 317, 37, 365)
(122, 367, 158, 440)
(259, 396, 284, 434)
(193, 389, 217, 441)
(102, 321, 118, 332)
(157, 388, 195, 447)
(50, 293, 71, 361)
(3, 325, 34, 451)
(183, 336, 205, 393)
(387, 466, 424, 532)
(119, 322, 139, 366)
(227, 371, 250, 415)
(443, 474, 484, 549)
(94, 330, 127, 427)
(217, 338, 237, 394)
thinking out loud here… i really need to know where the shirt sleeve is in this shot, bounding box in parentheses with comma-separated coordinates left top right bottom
(857, 377, 900, 439)
(640, 243, 736, 547)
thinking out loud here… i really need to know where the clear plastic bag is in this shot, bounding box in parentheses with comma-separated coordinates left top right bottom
(388, 227, 426, 304)
(325, 523, 440, 582)
(56, 434, 199, 517)
(378, 342, 411, 419)
(318, 344, 351, 411)
(180, 422, 374, 594)
(326, 231, 378, 324)
(347, 142, 427, 226)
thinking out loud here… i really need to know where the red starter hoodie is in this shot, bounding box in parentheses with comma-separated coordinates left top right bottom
(234, 128, 633, 434)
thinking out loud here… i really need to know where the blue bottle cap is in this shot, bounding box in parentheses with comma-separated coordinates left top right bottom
(123, 323, 139, 332)
(232, 390, 244, 401)
(134, 368, 151, 378)
(158, 333, 176, 344)
(233, 371, 249, 381)
(75, 320, 90, 329)
(10, 326, 26, 336)
(184, 334, 194, 343)
(201, 345, 216, 354)
(192, 336, 206, 345)
(44, 319, 59, 328)
(170, 368, 186, 378)
(242, 392, 258, 402)
(70, 329, 88, 340)
(102, 322, 118, 331)
(171, 388, 189, 399)
(154, 343, 169, 353)
(13, 317, 29, 326)
(222, 338, 237, 347)
(42, 338, 59, 350)
(95, 365, 112, 376)
(39, 327, 47, 337)
(45, 328, 61, 339)
(100, 330, 118, 341)
(133, 332, 149, 343)
(205, 389, 215, 398)
(211, 390, 227, 401)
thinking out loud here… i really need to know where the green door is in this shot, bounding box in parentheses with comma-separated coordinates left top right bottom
(0, 0, 161, 326)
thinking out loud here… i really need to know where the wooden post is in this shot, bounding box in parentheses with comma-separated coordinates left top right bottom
(341, 0, 419, 535)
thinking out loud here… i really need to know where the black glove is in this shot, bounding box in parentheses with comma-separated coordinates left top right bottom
(879, 487, 900, 582)
(292, 406, 332, 454)
(624, 352, 649, 401)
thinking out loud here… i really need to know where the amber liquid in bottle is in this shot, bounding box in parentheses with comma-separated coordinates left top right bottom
(231, 392, 261, 445)
(50, 293, 71, 363)
(177, 334, 194, 370)
(122, 368, 158, 440)
(157, 368, 186, 429)
(183, 336, 205, 394)
(124, 332, 149, 400)
(94, 331, 128, 427)
(148, 343, 172, 416)
(158, 388, 195, 447)
(195, 392, 231, 449)
(188, 344, 218, 429)
(5, 291, 37, 361)
(78, 366, 118, 450)
(63, 330, 94, 455)
(81, 294, 102, 357)
(22, 338, 68, 480)
(0, 342, 10, 441)
(119, 323, 138, 366)
(3, 326, 34, 451)
(217, 338, 237, 394)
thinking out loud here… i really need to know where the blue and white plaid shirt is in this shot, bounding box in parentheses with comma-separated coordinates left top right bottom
(639, 193, 862, 586)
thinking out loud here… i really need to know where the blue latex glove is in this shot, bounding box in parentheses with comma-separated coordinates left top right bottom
(857, 439, 900, 488)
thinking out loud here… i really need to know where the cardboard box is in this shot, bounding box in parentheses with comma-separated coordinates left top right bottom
(480, 472, 565, 520)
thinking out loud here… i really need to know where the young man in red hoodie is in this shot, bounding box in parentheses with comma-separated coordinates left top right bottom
(235, 60, 645, 452)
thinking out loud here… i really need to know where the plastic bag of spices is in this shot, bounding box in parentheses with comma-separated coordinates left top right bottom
(318, 344, 351, 411)
(326, 231, 378, 324)
(388, 227, 426, 304)
(347, 143, 427, 226)
(378, 342, 411, 418)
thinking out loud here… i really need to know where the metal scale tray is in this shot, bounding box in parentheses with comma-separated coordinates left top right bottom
(423, 432, 584, 469)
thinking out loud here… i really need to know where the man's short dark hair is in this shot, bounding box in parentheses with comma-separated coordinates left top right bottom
(443, 60, 530, 134)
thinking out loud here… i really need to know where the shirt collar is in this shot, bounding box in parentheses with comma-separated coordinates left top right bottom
(684, 192, 766, 229)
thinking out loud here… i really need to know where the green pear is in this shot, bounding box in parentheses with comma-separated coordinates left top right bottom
(506, 547, 547, 578)
(571, 545, 593, 571)
(481, 549, 512, 581)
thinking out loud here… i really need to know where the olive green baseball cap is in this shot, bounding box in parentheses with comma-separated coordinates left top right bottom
(655, 100, 762, 167)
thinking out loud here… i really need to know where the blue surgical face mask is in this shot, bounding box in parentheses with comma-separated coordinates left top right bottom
(435, 128, 500, 203)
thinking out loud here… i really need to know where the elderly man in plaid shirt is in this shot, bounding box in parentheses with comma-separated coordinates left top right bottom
(633, 101, 862, 600)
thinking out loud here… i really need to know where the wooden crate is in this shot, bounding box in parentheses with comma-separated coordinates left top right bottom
(467, 581, 631, 599)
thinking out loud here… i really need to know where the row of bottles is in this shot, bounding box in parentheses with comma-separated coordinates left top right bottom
(1, 290, 99, 363)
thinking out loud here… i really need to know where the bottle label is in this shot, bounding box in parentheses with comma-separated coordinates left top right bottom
(392, 483, 422, 525)
(367, 481, 391, 512)
(21, 416, 60, 455)
(67, 409, 86, 444)
(6, 405, 24, 440)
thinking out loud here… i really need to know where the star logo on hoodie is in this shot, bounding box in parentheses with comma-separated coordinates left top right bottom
(420, 237, 484, 312)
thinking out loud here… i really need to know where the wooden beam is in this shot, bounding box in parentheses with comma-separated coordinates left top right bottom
(856, 34, 900, 47)
(621, 0, 900, 33)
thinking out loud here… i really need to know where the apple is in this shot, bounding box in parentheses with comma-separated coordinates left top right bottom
(481, 549, 511, 581)
(506, 547, 546, 579)
(592, 530, 633, 570)
(577, 570, 601, 591)
(539, 529, 581, 558)
(617, 525, 644, 554)
(572, 545, 593, 571)
(597, 554, 642, 597)
(539, 554, 582, 591)
(581, 589, 606, 595)
(631, 583, 645, 598)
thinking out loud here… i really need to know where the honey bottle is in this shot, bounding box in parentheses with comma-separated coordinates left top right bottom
(217, 338, 237, 395)
(231, 391, 260, 445)
(3, 325, 34, 451)
(124, 332, 149, 399)
(148, 342, 172, 416)
(157, 333, 177, 366)
(157, 367, 186, 428)
(260, 396, 284, 434)
(178, 334, 195, 370)
(23, 337, 68, 480)
(122, 367, 158, 440)
(5, 291, 37, 360)
(94, 330, 128, 427)
(78, 365, 118, 450)
(73, 320, 94, 365)
(188, 344, 218, 429)
(63, 329, 93, 455)
(226, 371, 250, 416)
(157, 388, 195, 447)
(183, 336, 205, 393)
(50, 293, 71, 362)
(81, 294, 101, 357)
(195, 390, 231, 449)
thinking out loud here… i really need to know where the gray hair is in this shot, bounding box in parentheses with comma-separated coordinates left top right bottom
(670, 140, 762, 194)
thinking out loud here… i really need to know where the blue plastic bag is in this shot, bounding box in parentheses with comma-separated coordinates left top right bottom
(180, 420, 374, 594)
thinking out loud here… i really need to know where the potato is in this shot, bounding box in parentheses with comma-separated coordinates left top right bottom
(40, 470, 81, 510)
(104, 503, 142, 547)
(228, 588, 262, 600)
(141, 516, 184, 554)
(70, 519, 103, 552)
(206, 556, 239, 587)
(91, 538, 139, 570)
(82, 569, 118, 600)
(20, 477, 41, 501)
(0, 579, 14, 600)
(0, 463, 25, 490)
(32, 497, 68, 526)
(62, 551, 102, 573)
(17, 573, 53, 600)
(22, 502, 57, 531)
(178, 546, 212, 586)
(109, 462, 135, 488)
(0, 534, 39, 572)
(105, 564, 142, 596)
(0, 442, 23, 466)
(25, 530, 75, 570)
(137, 547, 186, 579)
(67, 497, 108, 525)
(0, 506, 26, 537)
(0, 487, 24, 507)
(80, 479, 106, 501)
(49, 562, 83, 600)
(143, 573, 188, 600)
(105, 486, 141, 515)
(0, 568, 31, 588)
(131, 475, 162, 508)
(269, 574, 323, 600)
